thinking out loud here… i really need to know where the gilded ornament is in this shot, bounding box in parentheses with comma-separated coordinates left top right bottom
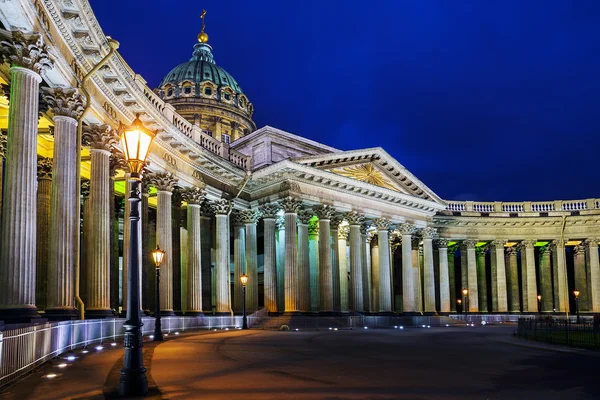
(331, 163, 398, 192)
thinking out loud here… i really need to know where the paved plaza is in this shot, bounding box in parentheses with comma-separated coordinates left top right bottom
(0, 325, 596, 399)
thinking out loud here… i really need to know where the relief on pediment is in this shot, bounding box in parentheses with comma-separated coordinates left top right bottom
(329, 163, 402, 193)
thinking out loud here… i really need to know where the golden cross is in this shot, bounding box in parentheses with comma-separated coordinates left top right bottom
(200, 9, 207, 33)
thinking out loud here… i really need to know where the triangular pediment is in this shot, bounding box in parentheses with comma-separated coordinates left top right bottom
(293, 147, 443, 204)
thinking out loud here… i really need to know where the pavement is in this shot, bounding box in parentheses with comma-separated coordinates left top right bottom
(0, 325, 597, 399)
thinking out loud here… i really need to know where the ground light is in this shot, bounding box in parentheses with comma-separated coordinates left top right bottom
(95, 346, 103, 351)
(152, 245, 165, 342)
(240, 273, 249, 329)
(44, 374, 57, 379)
(66, 356, 76, 361)
(57, 363, 67, 368)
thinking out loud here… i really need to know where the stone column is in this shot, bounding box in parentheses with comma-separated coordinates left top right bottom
(551, 239, 569, 312)
(585, 239, 600, 312)
(537, 245, 552, 312)
(522, 240, 538, 312)
(276, 217, 285, 312)
(516, 243, 528, 312)
(44, 88, 84, 320)
(421, 227, 437, 314)
(36, 157, 52, 311)
(361, 224, 372, 313)
(436, 239, 450, 313)
(574, 244, 589, 312)
(232, 212, 246, 313)
(82, 124, 117, 318)
(200, 201, 213, 313)
(448, 244, 457, 312)
(489, 244, 498, 312)
(213, 199, 232, 314)
(181, 187, 205, 315)
(80, 179, 92, 305)
(412, 238, 423, 313)
(338, 226, 350, 312)
(371, 235, 380, 312)
(110, 155, 127, 311)
(314, 205, 335, 312)
(260, 204, 280, 313)
(297, 209, 313, 312)
(171, 189, 183, 314)
(140, 176, 151, 313)
(330, 216, 343, 312)
(281, 197, 302, 313)
(492, 240, 508, 312)
(0, 31, 52, 322)
(505, 246, 520, 312)
(345, 211, 364, 312)
(308, 219, 320, 311)
(398, 223, 415, 313)
(375, 218, 392, 313)
(149, 172, 178, 315)
(461, 239, 478, 312)
(476, 246, 488, 312)
(242, 210, 259, 313)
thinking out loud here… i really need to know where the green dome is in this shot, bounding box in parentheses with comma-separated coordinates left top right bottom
(159, 43, 244, 95)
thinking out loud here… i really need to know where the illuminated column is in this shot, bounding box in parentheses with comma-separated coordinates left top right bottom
(330, 216, 343, 312)
(150, 172, 178, 315)
(412, 238, 422, 313)
(574, 244, 589, 312)
(492, 240, 508, 312)
(200, 201, 213, 312)
(242, 210, 259, 313)
(585, 239, 600, 312)
(399, 223, 416, 313)
(213, 199, 232, 314)
(181, 187, 205, 315)
(338, 226, 350, 312)
(538, 245, 552, 312)
(361, 224, 372, 313)
(281, 197, 302, 313)
(44, 88, 83, 320)
(260, 204, 280, 313)
(522, 240, 538, 312)
(476, 246, 487, 312)
(140, 175, 152, 313)
(0, 31, 52, 322)
(435, 239, 450, 313)
(505, 246, 520, 312)
(276, 216, 285, 312)
(551, 239, 569, 312)
(297, 209, 313, 312)
(448, 244, 457, 312)
(421, 227, 436, 314)
(232, 212, 246, 313)
(375, 218, 392, 313)
(461, 240, 478, 312)
(345, 211, 364, 312)
(171, 190, 183, 314)
(36, 157, 53, 311)
(82, 124, 118, 318)
(371, 235, 380, 312)
(314, 205, 335, 312)
(308, 219, 320, 311)
(489, 244, 498, 312)
(111, 156, 128, 311)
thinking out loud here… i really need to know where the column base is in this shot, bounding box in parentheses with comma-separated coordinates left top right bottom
(0, 306, 41, 324)
(214, 312, 232, 316)
(85, 309, 116, 319)
(185, 311, 204, 316)
(45, 307, 78, 321)
(376, 311, 397, 316)
(160, 310, 176, 316)
(283, 311, 303, 316)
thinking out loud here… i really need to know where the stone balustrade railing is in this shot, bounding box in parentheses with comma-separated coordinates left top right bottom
(444, 198, 600, 214)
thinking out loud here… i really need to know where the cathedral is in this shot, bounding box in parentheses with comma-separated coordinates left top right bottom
(0, 0, 599, 326)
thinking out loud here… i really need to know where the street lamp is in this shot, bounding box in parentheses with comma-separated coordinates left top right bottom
(462, 288, 468, 316)
(537, 294, 542, 315)
(574, 289, 580, 323)
(151, 245, 165, 342)
(457, 299, 462, 314)
(240, 274, 249, 329)
(118, 114, 156, 397)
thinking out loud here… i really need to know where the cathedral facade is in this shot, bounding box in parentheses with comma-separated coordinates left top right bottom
(0, 0, 598, 324)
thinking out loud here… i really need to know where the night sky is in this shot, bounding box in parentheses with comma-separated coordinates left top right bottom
(89, 0, 600, 202)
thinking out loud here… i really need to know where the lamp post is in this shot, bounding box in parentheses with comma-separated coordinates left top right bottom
(241, 274, 249, 329)
(462, 288, 468, 317)
(537, 294, 542, 316)
(457, 299, 462, 314)
(118, 114, 156, 397)
(152, 246, 165, 341)
(574, 289, 580, 323)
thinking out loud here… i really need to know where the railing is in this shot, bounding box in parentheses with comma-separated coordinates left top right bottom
(472, 203, 494, 212)
(502, 203, 525, 212)
(444, 199, 600, 214)
(0, 313, 266, 388)
(516, 318, 600, 348)
(229, 149, 249, 170)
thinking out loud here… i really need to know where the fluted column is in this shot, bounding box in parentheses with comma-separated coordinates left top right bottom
(232, 212, 246, 313)
(412, 238, 422, 313)
(492, 240, 508, 312)
(551, 239, 568, 312)
(308, 219, 320, 311)
(505, 247, 520, 312)
(150, 172, 177, 315)
(522, 239, 538, 312)
(110, 155, 127, 311)
(537, 245, 552, 312)
(435, 239, 450, 313)
(140, 176, 151, 313)
(345, 212, 364, 312)
(330, 216, 343, 312)
(461, 239, 478, 312)
(361, 224, 372, 313)
(371, 236, 380, 312)
(213, 199, 232, 314)
(260, 204, 280, 313)
(489, 245, 498, 312)
(297, 209, 313, 312)
(448, 244, 457, 312)
(242, 210, 259, 313)
(338, 226, 350, 312)
(80, 179, 91, 305)
(516, 243, 528, 312)
(421, 227, 436, 314)
(314, 205, 335, 312)
(276, 216, 285, 312)
(574, 244, 589, 312)
(281, 197, 302, 313)
(375, 218, 392, 313)
(82, 124, 118, 318)
(398, 223, 415, 313)
(585, 239, 600, 312)
(0, 31, 52, 322)
(44, 88, 84, 320)
(200, 201, 213, 312)
(36, 157, 52, 311)
(180, 187, 205, 315)
(171, 190, 183, 314)
(476, 246, 488, 312)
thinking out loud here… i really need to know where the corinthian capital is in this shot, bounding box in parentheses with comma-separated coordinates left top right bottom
(148, 171, 178, 192)
(374, 217, 391, 231)
(344, 211, 364, 226)
(460, 239, 478, 249)
(434, 238, 450, 249)
(212, 199, 232, 215)
(180, 187, 205, 205)
(37, 156, 52, 179)
(397, 223, 415, 236)
(297, 209, 314, 225)
(259, 203, 280, 219)
(491, 239, 507, 248)
(240, 209, 260, 224)
(42, 87, 84, 119)
(200, 200, 214, 216)
(109, 151, 129, 177)
(420, 227, 437, 239)
(584, 239, 599, 248)
(520, 239, 537, 248)
(0, 130, 6, 158)
(82, 124, 118, 151)
(81, 178, 90, 199)
(338, 225, 349, 240)
(330, 215, 344, 230)
(280, 197, 302, 213)
(313, 204, 335, 220)
(0, 30, 53, 74)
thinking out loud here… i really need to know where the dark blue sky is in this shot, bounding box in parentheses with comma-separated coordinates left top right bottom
(90, 0, 600, 202)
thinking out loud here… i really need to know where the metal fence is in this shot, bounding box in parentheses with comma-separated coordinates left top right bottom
(449, 314, 521, 324)
(0, 311, 267, 389)
(516, 318, 600, 348)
